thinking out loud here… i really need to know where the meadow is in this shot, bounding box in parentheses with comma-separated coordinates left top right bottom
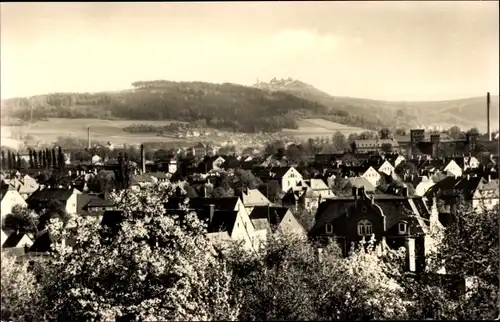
(282, 118, 371, 139)
(1, 118, 184, 147)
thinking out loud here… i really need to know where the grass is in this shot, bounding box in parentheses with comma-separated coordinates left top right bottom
(282, 118, 371, 139)
(1, 118, 185, 147)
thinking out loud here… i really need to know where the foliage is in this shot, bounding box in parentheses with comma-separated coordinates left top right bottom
(227, 234, 409, 320)
(232, 169, 263, 190)
(2, 81, 332, 133)
(258, 181, 282, 203)
(1, 253, 42, 322)
(37, 184, 241, 321)
(2, 205, 39, 233)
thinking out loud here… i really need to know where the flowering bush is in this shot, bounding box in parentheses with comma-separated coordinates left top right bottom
(38, 183, 240, 321)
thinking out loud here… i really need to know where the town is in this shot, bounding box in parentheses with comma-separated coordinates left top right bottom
(1, 118, 499, 320)
(2, 2, 499, 321)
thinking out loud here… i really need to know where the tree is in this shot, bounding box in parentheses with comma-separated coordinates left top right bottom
(28, 149, 35, 169)
(38, 184, 240, 321)
(38, 151, 44, 168)
(395, 128, 406, 136)
(87, 170, 116, 194)
(7, 151, 13, 169)
(1, 252, 42, 321)
(33, 150, 39, 168)
(1, 150, 6, 169)
(350, 141, 357, 154)
(233, 169, 262, 190)
(381, 143, 393, 153)
(52, 149, 58, 168)
(331, 131, 346, 151)
(2, 205, 40, 234)
(427, 202, 499, 319)
(447, 126, 462, 139)
(259, 180, 281, 203)
(227, 234, 409, 321)
(379, 128, 391, 139)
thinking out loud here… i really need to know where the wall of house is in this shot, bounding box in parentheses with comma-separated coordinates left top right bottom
(277, 211, 307, 236)
(1, 191, 28, 220)
(230, 213, 254, 251)
(378, 161, 395, 176)
(65, 191, 81, 214)
(282, 167, 303, 192)
(362, 167, 381, 186)
(444, 161, 463, 177)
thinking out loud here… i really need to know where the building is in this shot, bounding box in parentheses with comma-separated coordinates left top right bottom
(26, 187, 82, 215)
(310, 187, 434, 272)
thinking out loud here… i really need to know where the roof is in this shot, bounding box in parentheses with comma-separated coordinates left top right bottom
(304, 178, 330, 190)
(163, 209, 239, 234)
(425, 176, 484, 200)
(26, 187, 77, 203)
(0, 185, 9, 201)
(345, 177, 376, 191)
(249, 206, 290, 229)
(240, 189, 272, 206)
(312, 193, 430, 236)
(164, 197, 240, 211)
(2, 231, 32, 248)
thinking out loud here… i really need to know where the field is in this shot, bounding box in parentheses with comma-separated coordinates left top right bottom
(282, 118, 371, 139)
(1, 118, 186, 148)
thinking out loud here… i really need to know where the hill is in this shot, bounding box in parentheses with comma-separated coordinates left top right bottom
(0, 80, 331, 133)
(254, 78, 499, 132)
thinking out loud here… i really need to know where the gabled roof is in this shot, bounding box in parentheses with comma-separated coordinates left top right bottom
(2, 231, 32, 248)
(345, 177, 376, 192)
(304, 178, 330, 190)
(312, 194, 430, 237)
(249, 206, 290, 230)
(164, 197, 240, 211)
(240, 189, 272, 206)
(26, 187, 78, 203)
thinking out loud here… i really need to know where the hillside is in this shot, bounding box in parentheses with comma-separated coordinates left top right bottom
(0, 80, 331, 133)
(254, 78, 499, 132)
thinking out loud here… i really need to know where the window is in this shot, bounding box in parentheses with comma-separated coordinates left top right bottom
(398, 222, 408, 234)
(325, 223, 333, 234)
(357, 219, 372, 236)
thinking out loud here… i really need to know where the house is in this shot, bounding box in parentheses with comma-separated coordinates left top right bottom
(425, 175, 500, 213)
(387, 154, 406, 168)
(443, 159, 463, 177)
(1, 185, 28, 220)
(249, 206, 306, 237)
(6, 174, 39, 199)
(412, 176, 436, 197)
(129, 174, 156, 191)
(190, 142, 217, 158)
(26, 187, 82, 215)
(253, 166, 303, 193)
(164, 197, 256, 251)
(77, 193, 115, 217)
(361, 166, 382, 187)
(310, 187, 434, 272)
(354, 139, 399, 153)
(378, 160, 396, 176)
(300, 178, 335, 199)
(197, 156, 226, 173)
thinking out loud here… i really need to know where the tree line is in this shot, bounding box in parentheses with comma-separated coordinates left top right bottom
(0, 147, 66, 171)
(1, 81, 329, 133)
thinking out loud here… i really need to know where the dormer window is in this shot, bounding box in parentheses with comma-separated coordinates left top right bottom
(325, 223, 333, 234)
(357, 219, 372, 236)
(398, 221, 408, 235)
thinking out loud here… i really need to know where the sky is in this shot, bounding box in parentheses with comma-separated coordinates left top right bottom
(1, 1, 498, 101)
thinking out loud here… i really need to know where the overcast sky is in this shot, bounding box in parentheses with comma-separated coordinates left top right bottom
(1, 2, 498, 101)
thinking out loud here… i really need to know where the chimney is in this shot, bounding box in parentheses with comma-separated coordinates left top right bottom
(141, 144, 146, 174)
(352, 187, 358, 199)
(488, 174, 491, 182)
(487, 92, 491, 141)
(87, 127, 91, 149)
(401, 187, 409, 197)
(358, 187, 365, 198)
(405, 237, 416, 272)
(208, 204, 215, 223)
